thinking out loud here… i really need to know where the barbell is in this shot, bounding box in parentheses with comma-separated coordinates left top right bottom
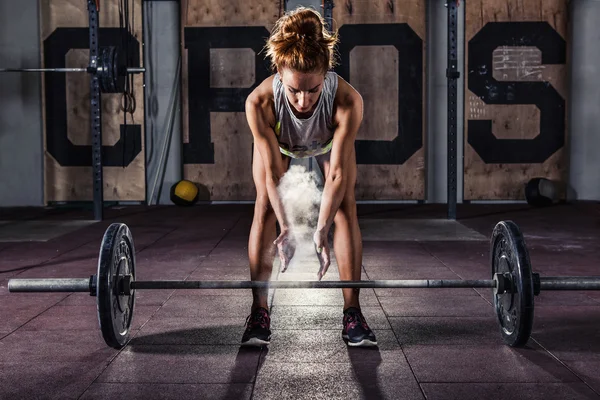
(0, 46, 144, 94)
(7, 220, 600, 350)
(0, 67, 144, 73)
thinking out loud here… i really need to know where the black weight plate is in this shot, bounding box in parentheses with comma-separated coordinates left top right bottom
(97, 223, 136, 349)
(491, 220, 534, 347)
(98, 46, 114, 93)
(113, 45, 126, 93)
(98, 46, 126, 94)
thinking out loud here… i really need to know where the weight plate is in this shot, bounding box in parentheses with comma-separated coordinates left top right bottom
(98, 46, 113, 93)
(112, 45, 126, 93)
(98, 46, 126, 94)
(491, 220, 534, 347)
(97, 223, 136, 349)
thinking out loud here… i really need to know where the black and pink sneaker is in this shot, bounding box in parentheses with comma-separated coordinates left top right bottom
(342, 307, 378, 347)
(241, 307, 271, 347)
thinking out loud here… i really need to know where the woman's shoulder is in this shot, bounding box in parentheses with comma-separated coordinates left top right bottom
(246, 74, 279, 126)
(333, 74, 362, 108)
(246, 74, 277, 106)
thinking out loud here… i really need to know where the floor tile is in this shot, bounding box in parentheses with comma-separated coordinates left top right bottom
(263, 329, 399, 364)
(421, 382, 598, 400)
(270, 305, 391, 330)
(404, 344, 580, 383)
(359, 219, 487, 241)
(0, 292, 68, 330)
(389, 316, 503, 345)
(374, 287, 479, 297)
(379, 295, 492, 317)
(535, 291, 600, 307)
(79, 383, 253, 400)
(96, 345, 262, 384)
(174, 287, 255, 297)
(154, 295, 253, 318)
(253, 360, 424, 400)
(187, 267, 252, 281)
(560, 360, 600, 394)
(0, 220, 97, 242)
(530, 306, 600, 360)
(0, 361, 107, 400)
(132, 317, 246, 345)
(0, 330, 118, 363)
(20, 304, 159, 331)
(271, 287, 380, 306)
(363, 265, 462, 280)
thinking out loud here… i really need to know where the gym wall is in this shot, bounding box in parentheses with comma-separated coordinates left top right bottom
(179, 0, 427, 201)
(331, 0, 427, 200)
(568, 0, 600, 201)
(463, 0, 569, 201)
(180, 0, 281, 201)
(1, 0, 600, 206)
(40, 0, 145, 203)
(144, 1, 183, 205)
(0, 0, 44, 207)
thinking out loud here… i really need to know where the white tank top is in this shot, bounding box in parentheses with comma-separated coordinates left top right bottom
(272, 71, 339, 158)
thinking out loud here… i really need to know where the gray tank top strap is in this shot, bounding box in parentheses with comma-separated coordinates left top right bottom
(272, 71, 339, 158)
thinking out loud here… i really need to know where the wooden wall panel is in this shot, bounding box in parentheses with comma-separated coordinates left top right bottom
(464, 0, 569, 200)
(181, 0, 426, 201)
(41, 0, 145, 203)
(180, 0, 280, 200)
(333, 0, 426, 200)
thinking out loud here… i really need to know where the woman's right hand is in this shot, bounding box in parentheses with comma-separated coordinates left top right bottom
(274, 228, 296, 272)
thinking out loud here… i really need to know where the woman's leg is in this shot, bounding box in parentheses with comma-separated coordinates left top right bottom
(248, 144, 291, 311)
(315, 149, 362, 310)
(316, 150, 376, 346)
(242, 145, 291, 346)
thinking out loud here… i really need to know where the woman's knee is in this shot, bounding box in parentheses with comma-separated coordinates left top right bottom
(254, 195, 276, 222)
(334, 195, 358, 225)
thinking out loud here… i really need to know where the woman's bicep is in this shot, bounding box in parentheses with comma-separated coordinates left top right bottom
(328, 92, 363, 177)
(245, 98, 284, 178)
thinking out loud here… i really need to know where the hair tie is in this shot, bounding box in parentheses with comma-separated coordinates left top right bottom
(294, 32, 306, 41)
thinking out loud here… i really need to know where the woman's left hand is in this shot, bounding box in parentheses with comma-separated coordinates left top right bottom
(313, 228, 331, 280)
(274, 228, 296, 273)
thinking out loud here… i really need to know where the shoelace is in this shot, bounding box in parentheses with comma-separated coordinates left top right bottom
(245, 310, 269, 330)
(344, 312, 360, 330)
(345, 312, 370, 331)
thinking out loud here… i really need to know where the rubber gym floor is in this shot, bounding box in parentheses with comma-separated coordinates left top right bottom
(0, 203, 599, 399)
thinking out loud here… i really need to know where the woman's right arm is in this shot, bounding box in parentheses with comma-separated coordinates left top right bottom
(245, 87, 290, 233)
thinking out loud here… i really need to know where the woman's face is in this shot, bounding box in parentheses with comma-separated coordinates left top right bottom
(279, 68, 325, 116)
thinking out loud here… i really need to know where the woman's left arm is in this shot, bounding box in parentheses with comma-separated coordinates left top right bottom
(315, 78, 363, 237)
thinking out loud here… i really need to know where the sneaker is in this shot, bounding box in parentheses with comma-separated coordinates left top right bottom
(241, 307, 271, 347)
(342, 307, 378, 347)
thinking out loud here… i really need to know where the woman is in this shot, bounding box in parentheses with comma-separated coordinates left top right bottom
(242, 6, 377, 347)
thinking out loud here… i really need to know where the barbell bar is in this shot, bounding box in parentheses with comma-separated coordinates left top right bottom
(9, 276, 600, 292)
(0, 46, 141, 93)
(7, 220, 600, 350)
(0, 67, 145, 73)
